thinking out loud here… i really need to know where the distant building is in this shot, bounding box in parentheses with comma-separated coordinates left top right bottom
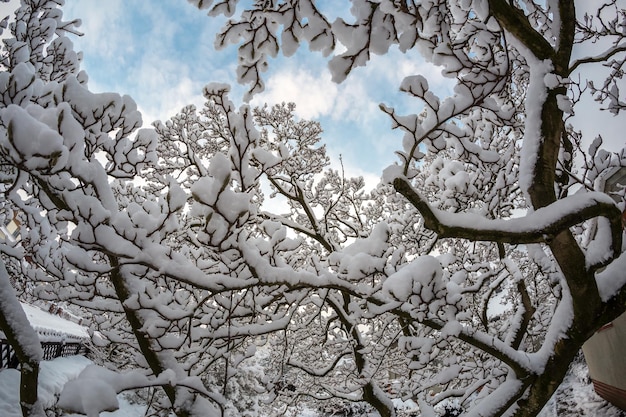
(603, 167, 626, 204)
(0, 211, 20, 243)
(583, 314, 626, 410)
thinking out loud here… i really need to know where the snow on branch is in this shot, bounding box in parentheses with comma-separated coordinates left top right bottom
(393, 176, 622, 255)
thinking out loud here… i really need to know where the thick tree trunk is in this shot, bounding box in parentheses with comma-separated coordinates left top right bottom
(0, 261, 44, 417)
(108, 256, 195, 417)
(363, 382, 393, 417)
(488, 1, 625, 415)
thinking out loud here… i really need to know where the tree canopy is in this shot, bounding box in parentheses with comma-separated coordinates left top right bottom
(0, 0, 625, 416)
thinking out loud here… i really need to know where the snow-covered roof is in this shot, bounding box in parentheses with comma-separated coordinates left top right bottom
(595, 167, 626, 203)
(0, 304, 89, 343)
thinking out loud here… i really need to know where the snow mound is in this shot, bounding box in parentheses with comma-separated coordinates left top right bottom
(0, 355, 91, 416)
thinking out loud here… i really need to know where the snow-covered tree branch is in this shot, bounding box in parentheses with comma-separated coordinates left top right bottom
(189, 1, 626, 416)
(0, 0, 624, 416)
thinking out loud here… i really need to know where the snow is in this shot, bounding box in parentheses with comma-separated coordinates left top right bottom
(58, 365, 154, 417)
(596, 249, 626, 301)
(556, 94, 574, 114)
(0, 336, 620, 417)
(538, 355, 624, 417)
(0, 2, 624, 417)
(0, 356, 147, 417)
(528, 288, 574, 374)
(19, 303, 89, 342)
(382, 255, 443, 304)
(328, 222, 390, 280)
(585, 217, 615, 268)
(466, 376, 524, 417)
(0, 103, 68, 172)
(58, 365, 221, 417)
(432, 191, 615, 237)
(514, 48, 553, 197)
(0, 261, 43, 362)
(0, 356, 87, 415)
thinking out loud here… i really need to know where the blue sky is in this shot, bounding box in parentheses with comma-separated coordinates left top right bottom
(0, 1, 623, 186)
(56, 1, 455, 186)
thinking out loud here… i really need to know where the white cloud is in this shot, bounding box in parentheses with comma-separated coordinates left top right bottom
(0, 1, 18, 31)
(252, 54, 393, 125)
(64, 0, 130, 60)
(57, 2, 451, 180)
(333, 75, 380, 122)
(61, 2, 226, 125)
(0, 0, 16, 15)
(138, 76, 204, 126)
(251, 66, 339, 119)
(248, 56, 398, 178)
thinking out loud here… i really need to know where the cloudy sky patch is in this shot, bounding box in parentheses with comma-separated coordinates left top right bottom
(2, 1, 622, 184)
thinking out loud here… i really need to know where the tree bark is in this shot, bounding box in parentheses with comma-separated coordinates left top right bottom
(488, 0, 626, 415)
(0, 261, 44, 417)
(328, 295, 395, 417)
(108, 256, 195, 417)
